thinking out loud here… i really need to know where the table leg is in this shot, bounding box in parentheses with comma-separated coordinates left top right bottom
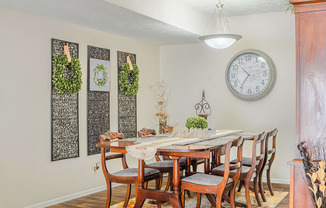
(134, 159, 145, 208)
(170, 157, 182, 208)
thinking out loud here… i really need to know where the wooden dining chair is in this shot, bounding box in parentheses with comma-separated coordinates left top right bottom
(181, 136, 244, 208)
(99, 131, 162, 208)
(212, 132, 266, 208)
(259, 128, 278, 197)
(138, 128, 187, 191)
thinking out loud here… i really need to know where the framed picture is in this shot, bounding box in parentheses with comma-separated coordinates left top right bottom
(89, 58, 110, 92)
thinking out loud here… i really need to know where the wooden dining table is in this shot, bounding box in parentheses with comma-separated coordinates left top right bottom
(97, 130, 258, 208)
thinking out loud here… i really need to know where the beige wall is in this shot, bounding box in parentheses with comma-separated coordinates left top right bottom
(0, 7, 160, 208)
(160, 12, 296, 183)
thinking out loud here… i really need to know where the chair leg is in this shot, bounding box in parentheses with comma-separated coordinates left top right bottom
(258, 170, 267, 202)
(181, 188, 185, 207)
(165, 173, 172, 191)
(238, 180, 243, 192)
(156, 176, 162, 190)
(144, 182, 148, 189)
(196, 193, 201, 208)
(267, 168, 274, 196)
(193, 162, 198, 172)
(105, 182, 112, 208)
(253, 177, 262, 207)
(244, 180, 252, 208)
(123, 184, 131, 208)
(215, 193, 223, 208)
(230, 188, 236, 208)
(186, 190, 192, 199)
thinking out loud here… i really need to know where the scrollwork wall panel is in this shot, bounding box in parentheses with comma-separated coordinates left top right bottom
(51, 39, 79, 161)
(117, 51, 137, 138)
(87, 46, 110, 155)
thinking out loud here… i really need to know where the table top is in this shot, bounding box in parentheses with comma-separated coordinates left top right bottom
(96, 130, 259, 153)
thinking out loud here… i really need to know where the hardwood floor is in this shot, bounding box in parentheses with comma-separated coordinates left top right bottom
(49, 177, 289, 208)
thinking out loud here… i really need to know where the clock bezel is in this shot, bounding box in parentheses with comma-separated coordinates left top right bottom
(225, 49, 277, 101)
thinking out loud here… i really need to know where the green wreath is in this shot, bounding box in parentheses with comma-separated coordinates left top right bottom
(119, 63, 140, 96)
(52, 54, 82, 94)
(93, 64, 108, 88)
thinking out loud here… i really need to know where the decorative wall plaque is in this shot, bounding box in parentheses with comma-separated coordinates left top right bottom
(118, 51, 137, 138)
(51, 39, 79, 161)
(87, 46, 110, 155)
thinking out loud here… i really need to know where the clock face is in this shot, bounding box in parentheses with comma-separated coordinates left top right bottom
(226, 49, 276, 101)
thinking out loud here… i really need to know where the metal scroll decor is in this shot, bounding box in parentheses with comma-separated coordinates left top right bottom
(118, 51, 137, 138)
(195, 90, 211, 119)
(87, 46, 110, 155)
(51, 39, 79, 161)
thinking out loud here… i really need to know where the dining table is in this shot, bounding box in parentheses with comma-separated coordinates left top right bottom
(97, 130, 259, 208)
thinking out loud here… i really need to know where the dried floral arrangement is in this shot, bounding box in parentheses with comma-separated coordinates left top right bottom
(150, 81, 168, 131)
(298, 138, 326, 208)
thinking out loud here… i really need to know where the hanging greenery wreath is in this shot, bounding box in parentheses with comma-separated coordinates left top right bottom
(119, 63, 140, 96)
(52, 54, 82, 94)
(93, 64, 108, 88)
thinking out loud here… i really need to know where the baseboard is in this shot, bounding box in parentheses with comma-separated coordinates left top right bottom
(25, 183, 121, 208)
(270, 178, 290, 185)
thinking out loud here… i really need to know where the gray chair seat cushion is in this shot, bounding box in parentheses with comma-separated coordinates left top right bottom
(181, 173, 233, 186)
(212, 164, 251, 173)
(230, 157, 258, 166)
(111, 168, 159, 177)
(147, 159, 186, 168)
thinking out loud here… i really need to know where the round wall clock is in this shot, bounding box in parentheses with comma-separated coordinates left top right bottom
(226, 49, 276, 101)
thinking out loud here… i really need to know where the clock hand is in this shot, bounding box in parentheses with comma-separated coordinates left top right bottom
(241, 74, 249, 88)
(241, 67, 250, 76)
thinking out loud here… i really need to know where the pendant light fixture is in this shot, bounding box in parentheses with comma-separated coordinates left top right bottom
(199, 0, 242, 49)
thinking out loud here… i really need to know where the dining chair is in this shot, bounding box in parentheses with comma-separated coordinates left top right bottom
(99, 131, 162, 208)
(212, 132, 266, 208)
(181, 136, 244, 208)
(260, 128, 278, 197)
(138, 128, 187, 191)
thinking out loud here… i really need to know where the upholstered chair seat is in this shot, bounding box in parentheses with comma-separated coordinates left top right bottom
(230, 157, 258, 166)
(147, 159, 186, 168)
(181, 173, 233, 186)
(212, 164, 251, 174)
(111, 168, 160, 177)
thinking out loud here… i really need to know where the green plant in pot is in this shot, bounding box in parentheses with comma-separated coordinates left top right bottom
(185, 117, 208, 129)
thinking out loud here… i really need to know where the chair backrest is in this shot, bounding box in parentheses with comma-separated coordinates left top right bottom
(99, 131, 128, 177)
(99, 130, 124, 143)
(265, 128, 278, 164)
(221, 136, 244, 186)
(250, 132, 266, 172)
(137, 128, 156, 137)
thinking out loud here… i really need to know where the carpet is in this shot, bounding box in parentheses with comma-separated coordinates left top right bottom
(110, 190, 288, 208)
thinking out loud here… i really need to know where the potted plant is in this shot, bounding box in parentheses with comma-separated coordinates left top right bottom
(185, 117, 208, 129)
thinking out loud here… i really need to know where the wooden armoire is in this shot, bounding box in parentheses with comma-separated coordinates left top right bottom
(289, 0, 326, 207)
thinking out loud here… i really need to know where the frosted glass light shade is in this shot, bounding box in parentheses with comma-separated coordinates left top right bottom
(199, 34, 242, 49)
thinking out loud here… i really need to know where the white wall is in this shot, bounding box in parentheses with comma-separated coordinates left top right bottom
(0, 7, 160, 208)
(160, 12, 296, 183)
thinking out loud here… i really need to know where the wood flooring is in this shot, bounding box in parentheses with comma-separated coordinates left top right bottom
(49, 177, 289, 208)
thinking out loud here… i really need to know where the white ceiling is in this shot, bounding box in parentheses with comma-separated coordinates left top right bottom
(178, 0, 286, 17)
(0, 0, 286, 45)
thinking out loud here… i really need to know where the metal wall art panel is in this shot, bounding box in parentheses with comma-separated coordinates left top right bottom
(117, 51, 137, 138)
(87, 46, 110, 155)
(51, 38, 79, 161)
